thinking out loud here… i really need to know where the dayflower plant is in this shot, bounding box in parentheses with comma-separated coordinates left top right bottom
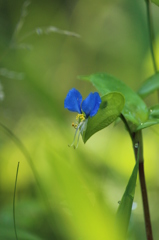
(64, 88, 101, 148)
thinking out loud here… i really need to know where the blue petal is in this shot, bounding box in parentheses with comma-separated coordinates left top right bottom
(64, 88, 82, 113)
(81, 92, 101, 117)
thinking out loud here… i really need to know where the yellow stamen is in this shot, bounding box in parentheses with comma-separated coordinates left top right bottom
(72, 114, 85, 130)
(72, 123, 77, 129)
(76, 114, 85, 122)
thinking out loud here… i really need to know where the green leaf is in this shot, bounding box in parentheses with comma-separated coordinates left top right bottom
(137, 72, 159, 98)
(136, 119, 159, 131)
(79, 73, 148, 132)
(149, 105, 159, 119)
(116, 150, 139, 238)
(151, 0, 159, 6)
(136, 105, 159, 131)
(82, 92, 125, 143)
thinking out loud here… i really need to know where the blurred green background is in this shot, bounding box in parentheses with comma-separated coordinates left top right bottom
(0, 0, 159, 239)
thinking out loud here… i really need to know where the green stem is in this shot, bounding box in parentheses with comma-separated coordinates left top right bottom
(13, 162, 20, 240)
(132, 131, 153, 240)
(120, 115, 153, 239)
(145, 0, 157, 73)
(139, 161, 153, 240)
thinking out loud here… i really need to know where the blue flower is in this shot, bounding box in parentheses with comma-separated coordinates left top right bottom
(64, 88, 101, 148)
(64, 88, 101, 117)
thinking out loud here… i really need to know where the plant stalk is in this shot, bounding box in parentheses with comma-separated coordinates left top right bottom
(145, 0, 159, 102)
(145, 0, 157, 73)
(132, 131, 153, 240)
(13, 162, 20, 240)
(120, 115, 153, 239)
(139, 161, 153, 240)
